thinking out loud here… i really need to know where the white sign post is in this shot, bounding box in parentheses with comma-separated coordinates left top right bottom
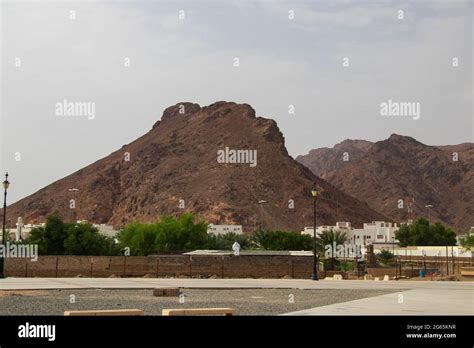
(232, 242, 240, 256)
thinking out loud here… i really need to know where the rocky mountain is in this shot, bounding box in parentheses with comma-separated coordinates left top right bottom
(297, 134, 474, 233)
(296, 139, 373, 178)
(4, 101, 387, 232)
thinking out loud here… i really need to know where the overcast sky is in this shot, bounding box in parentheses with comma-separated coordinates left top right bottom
(1, 0, 472, 203)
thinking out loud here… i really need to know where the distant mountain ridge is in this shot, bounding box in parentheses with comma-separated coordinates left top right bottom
(297, 134, 474, 233)
(297, 139, 373, 178)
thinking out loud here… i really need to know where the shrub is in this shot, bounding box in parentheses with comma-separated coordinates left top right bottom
(395, 218, 456, 247)
(117, 213, 209, 254)
(250, 229, 313, 250)
(207, 232, 252, 250)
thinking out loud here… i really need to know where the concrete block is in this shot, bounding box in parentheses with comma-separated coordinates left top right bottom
(64, 309, 144, 316)
(162, 308, 234, 316)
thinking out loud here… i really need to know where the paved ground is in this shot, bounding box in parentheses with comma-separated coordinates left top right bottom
(0, 288, 396, 316)
(0, 278, 472, 315)
(284, 288, 473, 315)
(0, 277, 472, 290)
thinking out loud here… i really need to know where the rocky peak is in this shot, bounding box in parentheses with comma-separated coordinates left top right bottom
(156, 102, 201, 125)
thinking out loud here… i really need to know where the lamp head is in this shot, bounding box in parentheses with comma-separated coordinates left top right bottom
(311, 183, 322, 197)
(2, 172, 9, 190)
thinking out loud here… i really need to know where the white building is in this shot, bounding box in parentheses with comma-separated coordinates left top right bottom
(4, 221, 118, 241)
(301, 221, 399, 246)
(93, 224, 119, 237)
(302, 222, 352, 236)
(351, 221, 399, 246)
(207, 224, 243, 235)
(301, 221, 351, 236)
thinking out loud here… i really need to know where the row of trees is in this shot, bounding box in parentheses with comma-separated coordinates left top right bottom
(117, 213, 316, 254)
(22, 214, 466, 256)
(395, 218, 457, 247)
(117, 214, 355, 255)
(23, 213, 348, 256)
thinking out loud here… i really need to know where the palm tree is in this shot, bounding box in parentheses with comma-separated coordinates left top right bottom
(377, 249, 395, 265)
(316, 229, 348, 270)
(251, 229, 272, 250)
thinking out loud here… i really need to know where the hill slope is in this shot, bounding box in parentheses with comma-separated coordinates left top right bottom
(5, 101, 387, 232)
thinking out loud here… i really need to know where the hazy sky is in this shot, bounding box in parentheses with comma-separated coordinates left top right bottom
(1, 0, 473, 203)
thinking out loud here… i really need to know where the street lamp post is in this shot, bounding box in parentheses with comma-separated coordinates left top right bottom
(311, 183, 321, 281)
(0, 172, 10, 279)
(425, 204, 433, 224)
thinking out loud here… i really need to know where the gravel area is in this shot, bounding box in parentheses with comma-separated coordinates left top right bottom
(0, 288, 398, 315)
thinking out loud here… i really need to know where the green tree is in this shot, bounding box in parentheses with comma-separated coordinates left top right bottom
(117, 221, 160, 256)
(316, 229, 348, 270)
(250, 229, 313, 250)
(395, 218, 456, 247)
(27, 213, 69, 254)
(154, 213, 209, 252)
(316, 229, 348, 254)
(377, 249, 394, 265)
(117, 213, 209, 255)
(27, 214, 118, 255)
(63, 222, 116, 255)
(460, 233, 474, 251)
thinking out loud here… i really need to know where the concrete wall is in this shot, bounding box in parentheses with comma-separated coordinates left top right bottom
(391, 246, 472, 258)
(4, 255, 314, 279)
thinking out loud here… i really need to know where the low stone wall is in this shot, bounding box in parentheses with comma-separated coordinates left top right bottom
(4, 255, 315, 279)
(366, 267, 397, 278)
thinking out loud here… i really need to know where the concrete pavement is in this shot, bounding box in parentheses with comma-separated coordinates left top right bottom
(0, 277, 472, 291)
(284, 288, 473, 315)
